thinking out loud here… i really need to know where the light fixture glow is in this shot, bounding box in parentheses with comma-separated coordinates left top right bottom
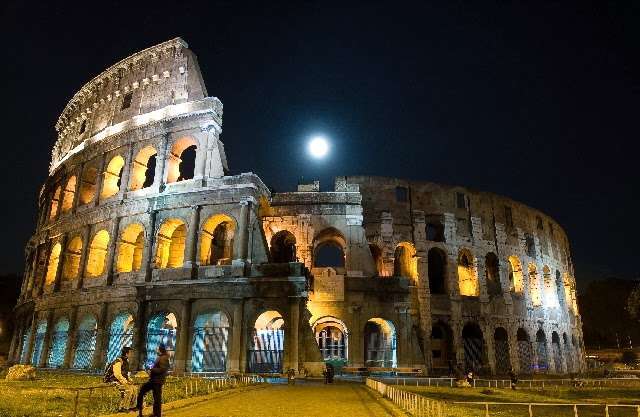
(308, 136, 329, 159)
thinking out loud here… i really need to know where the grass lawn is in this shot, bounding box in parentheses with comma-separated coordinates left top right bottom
(400, 386, 640, 417)
(0, 370, 247, 417)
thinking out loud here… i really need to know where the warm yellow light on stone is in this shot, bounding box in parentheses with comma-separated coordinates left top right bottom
(528, 264, 542, 306)
(61, 176, 76, 213)
(86, 230, 110, 277)
(100, 155, 125, 199)
(45, 243, 62, 286)
(79, 164, 98, 205)
(62, 236, 82, 280)
(508, 256, 524, 294)
(129, 146, 157, 191)
(116, 223, 145, 272)
(49, 187, 61, 220)
(155, 219, 186, 268)
(199, 214, 236, 266)
(393, 242, 417, 281)
(166, 137, 197, 184)
(457, 250, 478, 296)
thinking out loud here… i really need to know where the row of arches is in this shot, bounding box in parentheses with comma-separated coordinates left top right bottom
(48, 137, 198, 222)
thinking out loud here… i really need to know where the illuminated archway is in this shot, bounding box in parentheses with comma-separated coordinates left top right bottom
(106, 312, 134, 364)
(364, 318, 397, 368)
(535, 329, 548, 372)
(73, 315, 97, 369)
(116, 223, 145, 272)
(508, 256, 524, 294)
(101, 155, 125, 199)
(248, 310, 284, 373)
(393, 242, 417, 281)
(369, 244, 384, 276)
(543, 266, 557, 307)
(457, 250, 478, 296)
(145, 312, 177, 369)
(79, 163, 99, 205)
(166, 137, 197, 183)
(49, 186, 61, 220)
(45, 243, 62, 287)
(129, 146, 157, 191)
(85, 230, 110, 277)
(31, 321, 47, 366)
(156, 219, 186, 269)
(191, 311, 230, 372)
(62, 236, 83, 280)
(313, 316, 348, 362)
(200, 214, 236, 266)
(270, 230, 296, 263)
(313, 228, 346, 268)
(485, 253, 501, 296)
(61, 176, 76, 213)
(47, 317, 70, 368)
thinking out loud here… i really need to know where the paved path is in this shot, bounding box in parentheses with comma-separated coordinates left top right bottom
(164, 381, 395, 417)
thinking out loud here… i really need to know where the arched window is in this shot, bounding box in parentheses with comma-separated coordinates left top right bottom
(425, 222, 445, 242)
(462, 323, 485, 371)
(192, 311, 230, 372)
(49, 186, 61, 220)
(494, 327, 511, 374)
(73, 315, 97, 369)
(551, 332, 563, 373)
(248, 311, 284, 373)
(428, 248, 447, 294)
(129, 146, 157, 191)
(166, 137, 197, 183)
(107, 313, 134, 364)
(535, 329, 548, 372)
(529, 264, 542, 306)
(457, 250, 478, 296)
(516, 328, 532, 373)
(86, 230, 110, 277)
(101, 155, 125, 199)
(485, 252, 501, 296)
(62, 236, 83, 280)
(156, 219, 186, 269)
(369, 244, 384, 276)
(79, 163, 99, 205)
(270, 230, 296, 263)
(364, 318, 397, 368)
(393, 242, 416, 280)
(45, 242, 62, 287)
(145, 312, 177, 369)
(313, 317, 348, 362)
(61, 176, 76, 213)
(200, 215, 236, 266)
(47, 317, 70, 368)
(313, 228, 346, 268)
(116, 224, 145, 272)
(507, 256, 524, 294)
(543, 266, 557, 307)
(31, 321, 47, 366)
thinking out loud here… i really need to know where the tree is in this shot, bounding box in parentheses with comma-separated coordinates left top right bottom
(626, 282, 640, 321)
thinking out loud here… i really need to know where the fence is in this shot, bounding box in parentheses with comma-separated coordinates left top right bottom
(37, 374, 264, 417)
(450, 401, 640, 417)
(377, 376, 640, 389)
(366, 378, 446, 417)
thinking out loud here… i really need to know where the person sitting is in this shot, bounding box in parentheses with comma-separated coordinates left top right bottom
(105, 347, 138, 412)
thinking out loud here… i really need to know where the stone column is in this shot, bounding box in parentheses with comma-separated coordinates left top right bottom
(142, 211, 157, 283)
(24, 314, 38, 365)
(203, 124, 225, 178)
(235, 200, 251, 262)
(395, 306, 411, 368)
(507, 325, 521, 374)
(133, 299, 148, 370)
(7, 320, 22, 364)
(415, 251, 432, 372)
(71, 165, 83, 213)
(93, 154, 107, 206)
(228, 300, 244, 373)
(119, 144, 135, 198)
(75, 226, 91, 289)
(105, 217, 121, 285)
(349, 305, 363, 367)
(173, 299, 193, 374)
(483, 323, 496, 375)
(92, 303, 109, 370)
(53, 235, 68, 292)
(154, 133, 170, 192)
(184, 206, 201, 278)
(287, 297, 300, 372)
(38, 311, 54, 368)
(63, 306, 79, 368)
(451, 320, 464, 370)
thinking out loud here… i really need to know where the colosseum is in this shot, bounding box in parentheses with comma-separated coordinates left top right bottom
(9, 38, 584, 377)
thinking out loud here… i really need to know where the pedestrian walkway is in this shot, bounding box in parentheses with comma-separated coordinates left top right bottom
(165, 380, 395, 417)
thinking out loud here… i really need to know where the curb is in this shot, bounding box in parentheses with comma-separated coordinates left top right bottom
(99, 383, 267, 417)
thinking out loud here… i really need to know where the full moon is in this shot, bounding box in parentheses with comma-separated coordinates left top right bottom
(308, 136, 329, 158)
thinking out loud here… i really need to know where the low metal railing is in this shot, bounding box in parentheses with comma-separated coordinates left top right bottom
(366, 378, 446, 417)
(377, 376, 640, 389)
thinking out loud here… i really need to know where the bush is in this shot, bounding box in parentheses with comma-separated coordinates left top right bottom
(621, 350, 638, 365)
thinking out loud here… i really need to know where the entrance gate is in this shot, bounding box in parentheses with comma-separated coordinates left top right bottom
(247, 329, 283, 374)
(192, 327, 229, 372)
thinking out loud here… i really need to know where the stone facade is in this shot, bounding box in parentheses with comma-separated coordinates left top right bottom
(10, 38, 585, 376)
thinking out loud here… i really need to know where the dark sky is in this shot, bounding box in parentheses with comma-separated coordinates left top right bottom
(1, 1, 638, 288)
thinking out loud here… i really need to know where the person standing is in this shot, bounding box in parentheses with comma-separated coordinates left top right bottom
(508, 368, 518, 390)
(137, 344, 170, 417)
(105, 346, 138, 412)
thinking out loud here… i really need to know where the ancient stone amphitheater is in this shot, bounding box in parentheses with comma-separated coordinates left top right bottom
(10, 38, 584, 376)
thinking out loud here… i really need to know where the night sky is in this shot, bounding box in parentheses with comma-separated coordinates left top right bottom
(1, 1, 638, 288)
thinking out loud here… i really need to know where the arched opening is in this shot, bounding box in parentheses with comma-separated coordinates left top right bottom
(200, 215, 236, 266)
(49, 186, 61, 220)
(369, 244, 384, 276)
(425, 222, 445, 242)
(516, 328, 533, 373)
(393, 242, 417, 280)
(116, 223, 145, 272)
(86, 230, 110, 277)
(313, 317, 348, 364)
(551, 331, 563, 373)
(31, 321, 48, 366)
(101, 155, 125, 199)
(192, 311, 230, 372)
(428, 248, 447, 294)
(529, 264, 542, 306)
(129, 146, 157, 191)
(248, 310, 284, 373)
(508, 256, 524, 294)
(62, 236, 82, 280)
(166, 137, 197, 183)
(493, 327, 511, 374)
(73, 315, 97, 369)
(145, 312, 177, 369)
(47, 317, 70, 368)
(364, 318, 397, 368)
(485, 253, 501, 296)
(106, 313, 134, 364)
(458, 250, 478, 296)
(543, 266, 557, 307)
(61, 176, 76, 213)
(430, 322, 453, 369)
(270, 230, 297, 263)
(462, 323, 485, 372)
(45, 242, 62, 287)
(563, 333, 573, 373)
(156, 219, 186, 269)
(79, 164, 98, 205)
(535, 329, 548, 372)
(313, 228, 346, 268)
